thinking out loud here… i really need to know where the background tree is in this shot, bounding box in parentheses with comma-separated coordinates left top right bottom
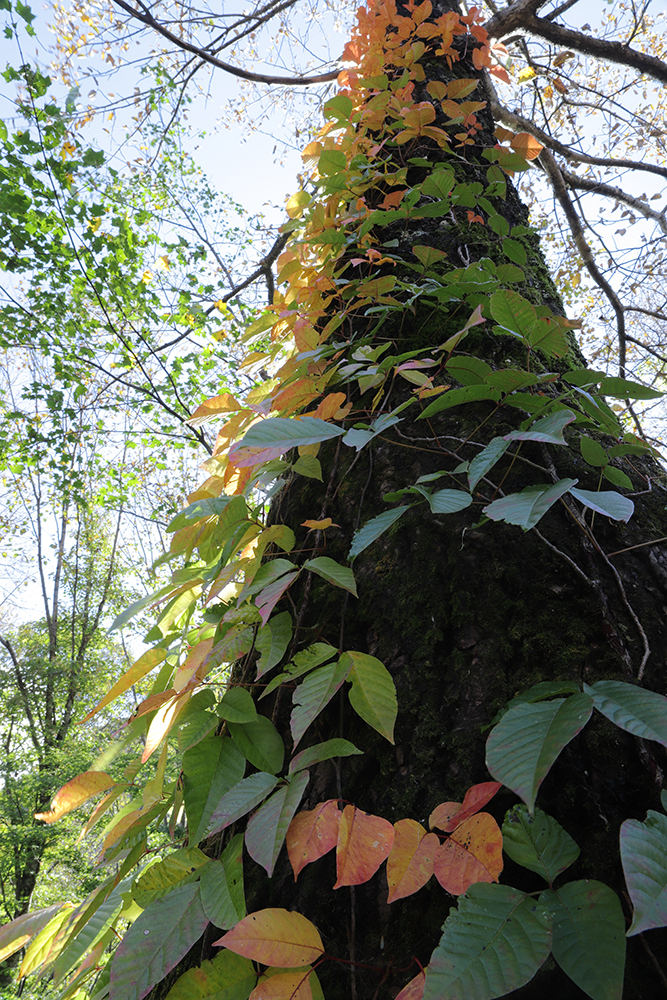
(5, 2, 667, 1000)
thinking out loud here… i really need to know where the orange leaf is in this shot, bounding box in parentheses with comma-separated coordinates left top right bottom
(301, 518, 340, 531)
(433, 813, 503, 894)
(35, 772, 116, 824)
(214, 909, 324, 967)
(251, 968, 314, 999)
(142, 690, 191, 763)
(426, 80, 447, 100)
(311, 392, 347, 420)
(510, 131, 544, 160)
(80, 647, 166, 723)
(396, 970, 426, 1000)
(429, 781, 502, 833)
(188, 393, 242, 427)
(447, 78, 479, 99)
(494, 125, 515, 143)
(287, 800, 341, 879)
(386, 819, 438, 902)
(334, 805, 394, 888)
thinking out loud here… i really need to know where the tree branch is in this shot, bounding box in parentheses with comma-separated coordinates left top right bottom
(111, 0, 340, 86)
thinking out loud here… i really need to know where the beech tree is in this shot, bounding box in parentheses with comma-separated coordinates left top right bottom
(5, 2, 667, 1000)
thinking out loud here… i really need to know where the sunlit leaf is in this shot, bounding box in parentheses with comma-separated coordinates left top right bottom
(214, 909, 324, 968)
(0, 904, 67, 964)
(35, 772, 116, 824)
(182, 736, 246, 845)
(255, 612, 293, 678)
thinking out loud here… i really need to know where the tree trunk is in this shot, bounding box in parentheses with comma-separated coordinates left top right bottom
(149, 2, 667, 998)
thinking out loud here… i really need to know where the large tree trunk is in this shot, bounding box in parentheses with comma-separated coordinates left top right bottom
(149, 2, 667, 998)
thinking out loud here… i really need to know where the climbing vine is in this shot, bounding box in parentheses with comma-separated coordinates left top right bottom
(6, 2, 667, 999)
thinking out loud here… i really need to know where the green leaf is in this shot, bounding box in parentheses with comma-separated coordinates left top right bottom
(289, 738, 363, 773)
(164, 950, 256, 1000)
(490, 289, 536, 340)
(54, 885, 125, 983)
(199, 834, 246, 931)
(206, 773, 280, 838)
(484, 479, 578, 531)
(468, 437, 510, 491)
(599, 376, 663, 400)
(291, 657, 352, 747)
(421, 169, 456, 200)
(255, 612, 293, 678)
(528, 319, 570, 358)
(318, 148, 347, 174)
(323, 95, 353, 122)
(292, 454, 323, 480)
(183, 737, 246, 846)
(419, 385, 501, 420)
(485, 369, 538, 392)
(302, 556, 358, 596)
(228, 716, 284, 774)
(445, 355, 492, 386)
(132, 848, 209, 908)
(423, 884, 552, 1000)
(569, 487, 634, 522)
(503, 239, 527, 265)
(488, 213, 510, 236)
(486, 693, 594, 812)
(178, 710, 218, 753)
(218, 688, 258, 724)
(504, 409, 576, 445)
(348, 506, 410, 560)
(540, 881, 626, 1000)
(233, 416, 345, 457)
(346, 650, 397, 743)
(580, 435, 608, 467)
(245, 770, 310, 876)
(427, 489, 472, 514)
(620, 810, 667, 934)
(109, 883, 209, 1000)
(502, 805, 579, 884)
(602, 465, 633, 490)
(584, 680, 667, 748)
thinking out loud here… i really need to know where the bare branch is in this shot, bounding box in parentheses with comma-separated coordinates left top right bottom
(559, 167, 667, 236)
(111, 0, 340, 86)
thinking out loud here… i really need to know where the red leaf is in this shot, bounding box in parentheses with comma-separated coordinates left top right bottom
(387, 820, 438, 903)
(429, 781, 502, 833)
(334, 805, 394, 888)
(395, 970, 426, 1000)
(287, 800, 342, 879)
(433, 813, 503, 894)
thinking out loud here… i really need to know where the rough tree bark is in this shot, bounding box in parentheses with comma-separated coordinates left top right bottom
(146, 2, 667, 998)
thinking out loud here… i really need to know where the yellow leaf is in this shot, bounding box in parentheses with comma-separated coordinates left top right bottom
(214, 909, 324, 967)
(251, 968, 314, 999)
(0, 905, 68, 964)
(188, 393, 244, 428)
(80, 647, 166, 723)
(286, 190, 312, 219)
(301, 518, 337, 530)
(517, 66, 537, 83)
(20, 906, 74, 978)
(35, 772, 116, 824)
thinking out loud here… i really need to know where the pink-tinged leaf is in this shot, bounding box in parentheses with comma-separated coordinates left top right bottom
(334, 805, 395, 888)
(433, 813, 504, 895)
(396, 970, 426, 1000)
(429, 782, 502, 833)
(35, 772, 116, 824)
(142, 691, 191, 763)
(0, 904, 66, 963)
(214, 909, 324, 967)
(245, 772, 310, 877)
(109, 883, 209, 1000)
(287, 800, 342, 879)
(256, 572, 299, 626)
(290, 658, 352, 747)
(188, 393, 243, 427)
(250, 968, 314, 999)
(387, 820, 438, 903)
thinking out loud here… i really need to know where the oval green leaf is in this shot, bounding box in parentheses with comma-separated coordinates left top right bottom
(621, 809, 667, 935)
(502, 804, 579, 885)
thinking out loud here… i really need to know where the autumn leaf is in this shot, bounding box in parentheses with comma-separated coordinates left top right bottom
(396, 970, 426, 1000)
(433, 813, 504, 895)
(287, 800, 342, 879)
(429, 782, 502, 833)
(35, 772, 116, 823)
(334, 805, 394, 888)
(510, 131, 544, 161)
(387, 819, 438, 902)
(214, 909, 324, 967)
(250, 968, 316, 999)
